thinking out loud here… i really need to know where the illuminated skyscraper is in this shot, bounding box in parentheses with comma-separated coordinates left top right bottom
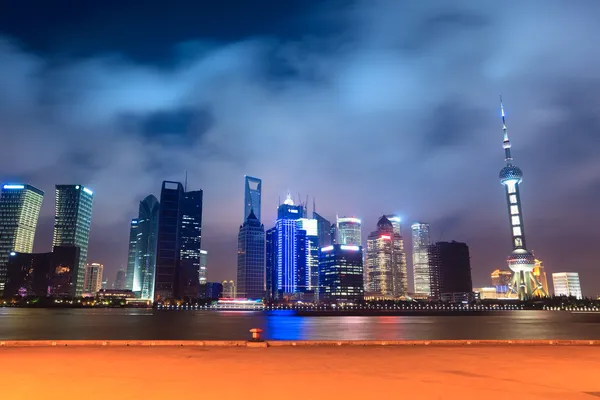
(134, 195, 160, 300)
(319, 244, 364, 303)
(498, 99, 545, 300)
(154, 181, 203, 301)
(552, 272, 582, 299)
(265, 227, 277, 299)
(244, 176, 262, 223)
(297, 218, 319, 292)
(428, 241, 473, 300)
(114, 269, 126, 290)
(199, 249, 207, 285)
(313, 209, 332, 248)
(126, 219, 138, 291)
(222, 280, 235, 298)
(83, 263, 103, 294)
(0, 184, 44, 292)
(53, 185, 94, 296)
(337, 217, 361, 246)
(237, 210, 265, 298)
(411, 223, 430, 295)
(385, 215, 402, 236)
(365, 216, 408, 297)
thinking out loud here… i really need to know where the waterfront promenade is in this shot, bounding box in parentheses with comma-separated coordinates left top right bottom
(2, 343, 600, 399)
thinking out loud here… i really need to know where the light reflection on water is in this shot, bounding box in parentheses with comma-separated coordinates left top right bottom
(0, 308, 598, 340)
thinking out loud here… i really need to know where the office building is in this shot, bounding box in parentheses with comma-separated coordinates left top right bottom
(474, 287, 500, 300)
(201, 281, 223, 299)
(491, 269, 512, 294)
(179, 188, 203, 299)
(199, 250, 207, 285)
(533, 259, 550, 296)
(0, 184, 44, 292)
(428, 241, 473, 300)
(126, 219, 138, 291)
(411, 223, 430, 295)
(244, 176, 262, 222)
(154, 181, 203, 301)
(265, 227, 277, 299)
(337, 217, 361, 246)
(133, 195, 160, 300)
(297, 218, 319, 292)
(319, 244, 364, 303)
(114, 269, 126, 290)
(552, 272, 582, 299)
(497, 100, 546, 300)
(365, 216, 408, 297)
(83, 263, 103, 294)
(4, 246, 80, 297)
(237, 210, 265, 299)
(272, 194, 304, 297)
(313, 209, 332, 248)
(223, 280, 236, 298)
(53, 185, 94, 296)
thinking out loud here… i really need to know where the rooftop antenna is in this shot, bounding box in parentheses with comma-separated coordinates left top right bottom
(313, 197, 316, 215)
(184, 170, 188, 192)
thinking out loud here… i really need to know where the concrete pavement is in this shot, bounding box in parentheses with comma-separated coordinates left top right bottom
(1, 346, 599, 399)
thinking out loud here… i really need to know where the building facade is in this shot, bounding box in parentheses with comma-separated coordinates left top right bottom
(318, 244, 364, 303)
(134, 195, 160, 300)
(52, 185, 94, 296)
(337, 217, 361, 246)
(4, 246, 80, 297)
(265, 227, 277, 299)
(313, 210, 332, 249)
(385, 215, 402, 236)
(365, 216, 408, 297)
(237, 211, 265, 299)
(199, 249, 208, 285)
(114, 269, 126, 290)
(0, 184, 44, 292)
(83, 263, 103, 294)
(428, 241, 473, 300)
(411, 223, 430, 295)
(533, 259, 550, 296)
(244, 176, 262, 223)
(222, 280, 236, 298)
(126, 219, 138, 291)
(273, 195, 304, 297)
(552, 272, 582, 299)
(179, 189, 203, 300)
(491, 269, 512, 294)
(297, 218, 319, 292)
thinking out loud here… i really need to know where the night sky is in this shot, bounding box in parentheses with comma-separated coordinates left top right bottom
(2, 1, 599, 294)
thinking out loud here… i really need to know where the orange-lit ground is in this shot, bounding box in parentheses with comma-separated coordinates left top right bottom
(2, 346, 600, 399)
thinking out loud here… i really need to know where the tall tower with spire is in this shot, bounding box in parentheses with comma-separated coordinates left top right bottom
(498, 98, 546, 300)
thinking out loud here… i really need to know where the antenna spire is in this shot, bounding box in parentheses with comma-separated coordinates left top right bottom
(184, 170, 188, 192)
(500, 95, 513, 163)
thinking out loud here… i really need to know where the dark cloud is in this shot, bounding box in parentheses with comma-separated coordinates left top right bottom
(1, 0, 600, 295)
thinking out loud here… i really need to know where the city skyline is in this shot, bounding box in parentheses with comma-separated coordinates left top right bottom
(1, 1, 600, 295)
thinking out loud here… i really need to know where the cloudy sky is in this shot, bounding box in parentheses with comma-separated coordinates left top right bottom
(1, 0, 599, 294)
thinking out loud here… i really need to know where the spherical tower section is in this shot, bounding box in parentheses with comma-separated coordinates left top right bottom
(507, 248, 535, 273)
(499, 164, 523, 185)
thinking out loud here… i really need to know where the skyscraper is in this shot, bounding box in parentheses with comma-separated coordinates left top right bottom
(365, 216, 408, 297)
(319, 244, 364, 303)
(134, 195, 160, 300)
(337, 217, 361, 246)
(428, 241, 473, 300)
(83, 263, 103, 294)
(297, 218, 319, 292)
(154, 181, 184, 301)
(411, 223, 430, 295)
(273, 194, 304, 297)
(199, 249, 208, 285)
(53, 185, 94, 296)
(313, 210, 332, 249)
(222, 280, 236, 298)
(552, 272, 582, 299)
(237, 210, 265, 299)
(126, 219, 138, 291)
(265, 227, 277, 299)
(244, 176, 262, 222)
(498, 99, 545, 300)
(179, 189, 203, 299)
(385, 215, 402, 236)
(154, 181, 203, 301)
(114, 269, 127, 290)
(0, 184, 44, 292)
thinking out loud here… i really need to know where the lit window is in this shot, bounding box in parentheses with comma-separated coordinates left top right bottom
(510, 205, 519, 215)
(515, 238, 522, 247)
(512, 227, 522, 236)
(509, 195, 517, 204)
(511, 216, 520, 226)
(507, 181, 517, 194)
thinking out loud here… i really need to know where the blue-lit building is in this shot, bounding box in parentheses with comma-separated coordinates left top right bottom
(297, 218, 319, 292)
(265, 227, 277, 299)
(319, 244, 364, 303)
(244, 176, 262, 223)
(273, 195, 304, 298)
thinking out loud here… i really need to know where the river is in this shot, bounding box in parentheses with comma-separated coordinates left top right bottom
(1, 308, 599, 340)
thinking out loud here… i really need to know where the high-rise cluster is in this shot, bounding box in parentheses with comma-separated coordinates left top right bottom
(1, 184, 94, 297)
